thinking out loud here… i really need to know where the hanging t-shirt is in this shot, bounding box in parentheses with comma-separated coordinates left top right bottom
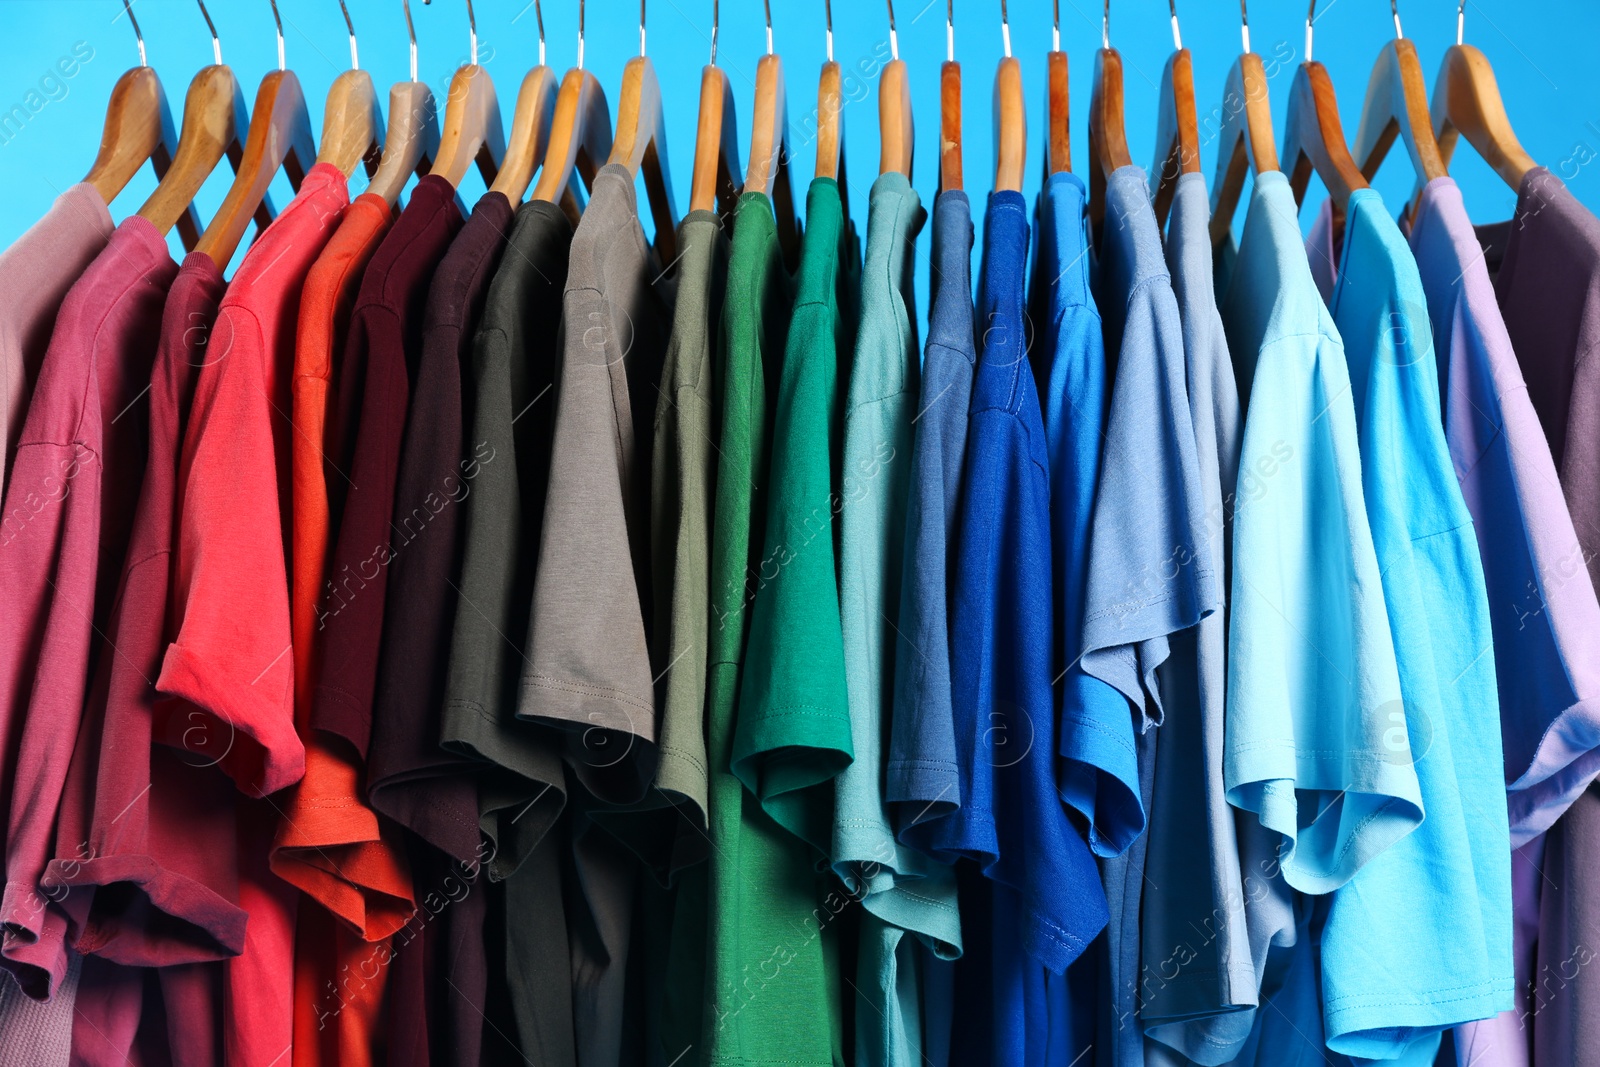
(159, 160, 350, 1067)
(734, 177, 857, 855)
(521, 163, 674, 1067)
(887, 189, 975, 847)
(1216, 169, 1421, 895)
(1303, 187, 1510, 1059)
(702, 191, 843, 1067)
(0, 215, 177, 999)
(832, 171, 960, 1067)
(942, 190, 1108, 1067)
(0, 181, 112, 493)
(1083, 164, 1219, 1067)
(438, 197, 575, 1066)
(1473, 166, 1600, 837)
(311, 175, 463, 758)
(1139, 171, 1261, 1056)
(1532, 781, 1600, 1067)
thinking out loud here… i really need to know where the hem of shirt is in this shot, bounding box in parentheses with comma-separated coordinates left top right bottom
(0, 883, 68, 1000)
(1323, 976, 1514, 1058)
(40, 854, 248, 965)
(156, 641, 305, 797)
(1506, 697, 1600, 845)
(518, 671, 655, 738)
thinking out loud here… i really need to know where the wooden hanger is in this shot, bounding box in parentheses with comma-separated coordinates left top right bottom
(316, 1, 383, 179)
(689, 1, 741, 218)
(816, 0, 844, 183)
(529, 40, 613, 224)
(366, 0, 441, 206)
(939, 0, 961, 193)
(1352, 1, 1447, 198)
(607, 3, 679, 265)
(489, 0, 556, 202)
(136, 2, 250, 251)
(746, 4, 800, 257)
(1282, 2, 1369, 229)
(1428, 1, 1536, 192)
(1151, 1, 1200, 228)
(1046, 1, 1070, 176)
(994, 4, 1024, 193)
(193, 1, 317, 269)
(85, 4, 179, 207)
(1209, 1, 1279, 247)
(426, 0, 506, 189)
(1088, 3, 1133, 230)
(879, 1, 913, 178)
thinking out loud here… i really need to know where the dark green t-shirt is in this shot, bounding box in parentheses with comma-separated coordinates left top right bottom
(701, 191, 846, 1067)
(732, 178, 859, 854)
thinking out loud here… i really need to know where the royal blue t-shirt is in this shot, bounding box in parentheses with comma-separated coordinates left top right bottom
(940, 190, 1107, 1067)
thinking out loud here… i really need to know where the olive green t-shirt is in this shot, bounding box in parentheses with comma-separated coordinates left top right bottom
(701, 191, 846, 1067)
(732, 177, 859, 854)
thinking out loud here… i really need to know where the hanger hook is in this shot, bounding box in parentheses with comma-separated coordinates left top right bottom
(1101, 0, 1109, 50)
(268, 0, 286, 71)
(1305, 0, 1316, 63)
(578, 0, 586, 68)
(709, 0, 718, 64)
(1001, 0, 1011, 59)
(533, 0, 545, 66)
(638, 0, 646, 58)
(1168, 0, 1181, 50)
(763, 0, 773, 55)
(945, 0, 953, 63)
(422, 0, 477, 65)
(194, 0, 222, 65)
(337, 0, 359, 69)
(1051, 0, 1058, 52)
(886, 0, 898, 61)
(119, 0, 148, 67)
(1239, 0, 1251, 55)
(1456, 0, 1464, 45)
(1391, 0, 1403, 39)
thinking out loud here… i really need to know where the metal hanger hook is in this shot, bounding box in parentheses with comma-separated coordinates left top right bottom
(269, 0, 286, 71)
(945, 0, 953, 62)
(1239, 0, 1251, 55)
(402, 0, 419, 81)
(1051, 0, 1058, 52)
(1168, 0, 1181, 50)
(1305, 0, 1316, 63)
(1101, 0, 1109, 50)
(578, 0, 586, 69)
(119, 0, 148, 67)
(1001, 0, 1011, 59)
(886, 0, 898, 61)
(337, 0, 359, 69)
(709, 0, 718, 64)
(533, 0, 545, 66)
(1391, 0, 1403, 40)
(1456, 0, 1465, 45)
(639, 0, 646, 58)
(195, 0, 222, 65)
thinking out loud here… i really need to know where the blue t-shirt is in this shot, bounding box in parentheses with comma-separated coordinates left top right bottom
(1305, 188, 1512, 1058)
(1080, 165, 1221, 1067)
(889, 190, 976, 846)
(942, 190, 1108, 1067)
(1217, 171, 1422, 896)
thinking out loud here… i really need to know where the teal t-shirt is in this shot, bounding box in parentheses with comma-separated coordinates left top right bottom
(1305, 189, 1512, 1059)
(831, 172, 961, 1067)
(1217, 171, 1423, 895)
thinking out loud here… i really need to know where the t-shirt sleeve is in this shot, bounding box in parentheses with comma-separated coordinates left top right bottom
(158, 305, 304, 798)
(1223, 331, 1423, 894)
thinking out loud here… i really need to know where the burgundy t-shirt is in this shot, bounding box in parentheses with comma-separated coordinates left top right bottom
(0, 216, 177, 999)
(42, 253, 246, 979)
(311, 176, 463, 757)
(1482, 166, 1600, 591)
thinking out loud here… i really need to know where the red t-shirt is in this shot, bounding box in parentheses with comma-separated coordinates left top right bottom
(0, 216, 177, 999)
(158, 161, 350, 1066)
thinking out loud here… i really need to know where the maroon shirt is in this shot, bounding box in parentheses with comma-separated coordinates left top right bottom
(369, 191, 514, 1067)
(43, 253, 246, 976)
(312, 176, 463, 757)
(0, 217, 177, 999)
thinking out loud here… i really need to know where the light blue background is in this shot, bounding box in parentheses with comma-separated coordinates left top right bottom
(1, 0, 1597, 313)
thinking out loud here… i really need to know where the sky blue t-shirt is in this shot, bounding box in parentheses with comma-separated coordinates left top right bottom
(1080, 165, 1221, 1067)
(1217, 171, 1422, 898)
(941, 190, 1108, 1067)
(832, 172, 960, 1067)
(889, 191, 975, 847)
(1305, 189, 1512, 1059)
(1140, 171, 1263, 1059)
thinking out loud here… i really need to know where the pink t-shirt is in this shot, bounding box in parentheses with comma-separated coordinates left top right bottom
(0, 216, 177, 999)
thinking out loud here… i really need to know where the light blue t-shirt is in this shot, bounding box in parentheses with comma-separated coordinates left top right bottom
(1217, 170, 1422, 895)
(1080, 165, 1220, 1067)
(1304, 189, 1512, 1059)
(832, 172, 960, 1067)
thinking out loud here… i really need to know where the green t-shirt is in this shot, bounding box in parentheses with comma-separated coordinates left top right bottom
(732, 178, 859, 853)
(702, 191, 846, 1067)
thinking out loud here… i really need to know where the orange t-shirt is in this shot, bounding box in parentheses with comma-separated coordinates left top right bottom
(271, 191, 415, 1067)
